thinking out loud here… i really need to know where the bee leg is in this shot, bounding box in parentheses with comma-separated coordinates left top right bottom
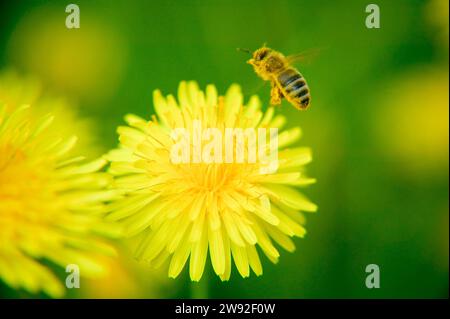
(270, 82, 283, 106)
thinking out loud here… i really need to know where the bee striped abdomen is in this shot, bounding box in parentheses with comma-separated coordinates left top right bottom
(278, 68, 301, 87)
(277, 67, 310, 110)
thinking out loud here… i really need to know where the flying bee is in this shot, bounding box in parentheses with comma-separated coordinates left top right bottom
(241, 46, 313, 110)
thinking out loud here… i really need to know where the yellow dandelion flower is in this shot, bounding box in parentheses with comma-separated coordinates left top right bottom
(106, 81, 317, 281)
(0, 70, 105, 158)
(0, 104, 120, 297)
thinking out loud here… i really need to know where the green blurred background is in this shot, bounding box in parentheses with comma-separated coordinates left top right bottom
(0, 0, 448, 298)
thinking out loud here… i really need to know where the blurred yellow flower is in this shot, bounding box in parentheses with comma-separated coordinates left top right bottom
(7, 6, 126, 102)
(0, 104, 120, 297)
(106, 81, 316, 281)
(0, 70, 104, 158)
(373, 68, 448, 177)
(426, 0, 449, 48)
(81, 244, 169, 298)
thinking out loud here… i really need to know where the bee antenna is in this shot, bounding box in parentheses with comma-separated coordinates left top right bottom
(237, 48, 252, 54)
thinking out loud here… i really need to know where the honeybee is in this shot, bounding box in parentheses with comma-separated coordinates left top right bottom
(243, 46, 312, 110)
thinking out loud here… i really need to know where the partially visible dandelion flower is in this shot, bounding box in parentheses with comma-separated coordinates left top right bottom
(0, 70, 104, 158)
(106, 81, 317, 281)
(0, 104, 120, 297)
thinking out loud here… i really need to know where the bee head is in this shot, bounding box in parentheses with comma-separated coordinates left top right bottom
(247, 47, 272, 66)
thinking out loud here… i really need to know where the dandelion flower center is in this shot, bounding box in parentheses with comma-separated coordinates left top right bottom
(107, 81, 317, 281)
(0, 104, 118, 297)
(1, 145, 49, 238)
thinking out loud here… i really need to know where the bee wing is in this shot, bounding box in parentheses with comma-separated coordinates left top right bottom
(285, 47, 324, 65)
